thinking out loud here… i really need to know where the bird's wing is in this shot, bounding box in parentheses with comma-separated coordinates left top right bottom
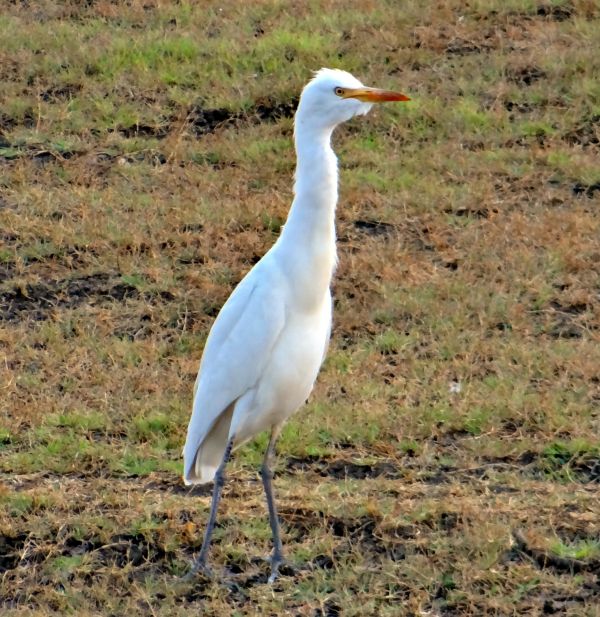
(183, 263, 286, 481)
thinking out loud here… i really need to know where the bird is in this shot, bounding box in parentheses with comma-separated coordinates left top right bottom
(182, 68, 409, 582)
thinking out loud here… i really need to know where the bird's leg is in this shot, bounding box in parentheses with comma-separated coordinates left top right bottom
(260, 429, 284, 583)
(188, 435, 235, 578)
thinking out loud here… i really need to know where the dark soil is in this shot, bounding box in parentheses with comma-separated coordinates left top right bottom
(0, 272, 175, 322)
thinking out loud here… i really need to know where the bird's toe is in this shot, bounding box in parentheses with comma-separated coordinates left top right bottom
(268, 554, 297, 582)
(183, 560, 214, 581)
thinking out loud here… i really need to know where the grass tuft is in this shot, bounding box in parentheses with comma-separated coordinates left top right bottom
(1, 1, 599, 614)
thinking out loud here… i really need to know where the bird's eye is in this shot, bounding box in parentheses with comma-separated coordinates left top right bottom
(334, 87, 345, 96)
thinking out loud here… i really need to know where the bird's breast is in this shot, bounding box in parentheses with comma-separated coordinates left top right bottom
(280, 243, 336, 313)
(231, 290, 332, 443)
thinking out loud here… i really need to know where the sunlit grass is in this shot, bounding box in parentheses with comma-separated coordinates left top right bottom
(1, 0, 599, 615)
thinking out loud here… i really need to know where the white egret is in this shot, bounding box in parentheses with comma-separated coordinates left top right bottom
(183, 68, 409, 582)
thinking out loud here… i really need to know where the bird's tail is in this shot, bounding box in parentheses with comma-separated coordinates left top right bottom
(183, 402, 234, 485)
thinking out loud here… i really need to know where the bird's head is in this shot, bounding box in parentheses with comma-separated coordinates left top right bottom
(296, 68, 410, 132)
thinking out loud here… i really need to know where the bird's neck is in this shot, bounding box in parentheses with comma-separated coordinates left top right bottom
(278, 121, 338, 267)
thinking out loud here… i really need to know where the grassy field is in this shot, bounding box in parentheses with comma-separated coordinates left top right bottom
(1, 0, 599, 614)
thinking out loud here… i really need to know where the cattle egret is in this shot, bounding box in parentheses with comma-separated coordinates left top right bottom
(183, 68, 409, 582)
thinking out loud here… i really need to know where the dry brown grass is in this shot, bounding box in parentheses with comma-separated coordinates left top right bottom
(1, 0, 599, 615)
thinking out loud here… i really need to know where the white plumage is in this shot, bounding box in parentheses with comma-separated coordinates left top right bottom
(182, 68, 409, 580)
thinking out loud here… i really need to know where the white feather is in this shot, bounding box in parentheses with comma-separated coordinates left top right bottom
(182, 68, 407, 486)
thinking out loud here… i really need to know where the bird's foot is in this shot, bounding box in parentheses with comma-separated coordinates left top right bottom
(268, 560, 281, 584)
(182, 559, 213, 582)
(249, 552, 293, 583)
(268, 551, 295, 583)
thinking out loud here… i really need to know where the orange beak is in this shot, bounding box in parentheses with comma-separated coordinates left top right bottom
(342, 87, 410, 103)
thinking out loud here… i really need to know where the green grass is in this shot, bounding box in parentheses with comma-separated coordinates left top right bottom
(551, 538, 600, 561)
(1, 0, 599, 615)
